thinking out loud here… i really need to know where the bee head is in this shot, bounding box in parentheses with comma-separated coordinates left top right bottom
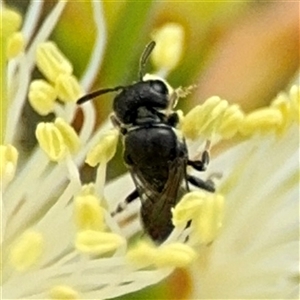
(77, 41, 176, 125)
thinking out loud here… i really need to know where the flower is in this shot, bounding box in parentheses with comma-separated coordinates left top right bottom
(1, 1, 299, 300)
(186, 91, 300, 298)
(1, 2, 199, 299)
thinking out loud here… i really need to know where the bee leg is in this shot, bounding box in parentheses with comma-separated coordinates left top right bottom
(188, 150, 210, 171)
(110, 114, 121, 128)
(187, 174, 215, 193)
(110, 114, 127, 135)
(166, 112, 179, 127)
(112, 189, 139, 216)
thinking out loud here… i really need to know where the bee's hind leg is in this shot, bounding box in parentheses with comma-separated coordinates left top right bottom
(111, 189, 139, 216)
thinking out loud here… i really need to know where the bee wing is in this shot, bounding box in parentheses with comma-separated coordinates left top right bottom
(129, 156, 186, 210)
(159, 156, 187, 208)
(128, 167, 160, 204)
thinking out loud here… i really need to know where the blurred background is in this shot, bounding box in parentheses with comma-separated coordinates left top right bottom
(5, 1, 299, 298)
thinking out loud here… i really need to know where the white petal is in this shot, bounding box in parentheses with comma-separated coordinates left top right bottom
(189, 125, 299, 298)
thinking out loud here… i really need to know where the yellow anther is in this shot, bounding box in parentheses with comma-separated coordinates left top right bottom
(182, 96, 228, 140)
(239, 107, 283, 136)
(85, 129, 119, 167)
(151, 23, 185, 72)
(218, 104, 245, 139)
(126, 241, 156, 268)
(258, 84, 300, 135)
(192, 193, 224, 244)
(55, 73, 83, 103)
(172, 191, 205, 227)
(289, 84, 300, 123)
(74, 194, 105, 231)
(1, 8, 22, 38)
(172, 191, 224, 245)
(36, 118, 79, 161)
(9, 230, 44, 271)
(154, 243, 197, 268)
(271, 92, 291, 133)
(49, 285, 80, 300)
(36, 122, 67, 161)
(75, 230, 125, 255)
(127, 241, 196, 268)
(36, 41, 73, 83)
(199, 99, 229, 138)
(6, 31, 25, 59)
(28, 80, 57, 116)
(54, 118, 80, 154)
(0, 144, 18, 185)
(181, 105, 202, 140)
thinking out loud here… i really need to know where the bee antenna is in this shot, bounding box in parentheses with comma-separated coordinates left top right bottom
(138, 41, 156, 81)
(77, 86, 125, 105)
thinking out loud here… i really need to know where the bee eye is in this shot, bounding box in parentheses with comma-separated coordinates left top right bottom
(150, 80, 168, 95)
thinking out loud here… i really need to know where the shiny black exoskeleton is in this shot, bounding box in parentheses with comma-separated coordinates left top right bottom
(77, 41, 215, 243)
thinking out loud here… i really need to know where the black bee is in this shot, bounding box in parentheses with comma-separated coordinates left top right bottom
(77, 41, 215, 243)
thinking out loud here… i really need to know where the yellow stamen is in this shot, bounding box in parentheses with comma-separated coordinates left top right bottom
(74, 194, 105, 231)
(1, 8, 22, 143)
(192, 193, 224, 244)
(218, 104, 245, 139)
(85, 129, 119, 167)
(55, 73, 83, 103)
(0, 144, 18, 186)
(9, 230, 44, 271)
(127, 241, 196, 268)
(1, 8, 22, 37)
(181, 105, 202, 140)
(151, 23, 185, 72)
(6, 31, 24, 59)
(54, 118, 80, 154)
(36, 118, 79, 161)
(36, 41, 73, 83)
(75, 230, 125, 255)
(172, 191, 205, 227)
(239, 107, 283, 136)
(270, 84, 300, 133)
(271, 92, 291, 133)
(36, 122, 67, 161)
(49, 285, 80, 300)
(182, 96, 227, 140)
(154, 243, 197, 268)
(35, 118, 79, 161)
(28, 79, 57, 116)
(172, 191, 224, 245)
(289, 84, 299, 124)
(126, 241, 156, 268)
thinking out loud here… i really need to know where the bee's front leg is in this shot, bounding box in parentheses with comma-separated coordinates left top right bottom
(110, 114, 127, 135)
(188, 150, 210, 172)
(187, 174, 215, 193)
